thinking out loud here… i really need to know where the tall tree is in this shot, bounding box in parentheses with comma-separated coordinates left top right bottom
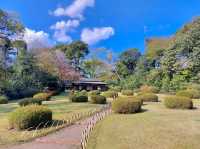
(54, 41, 89, 70)
(116, 48, 141, 77)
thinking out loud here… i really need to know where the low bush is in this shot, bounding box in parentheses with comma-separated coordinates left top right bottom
(102, 91, 118, 98)
(121, 90, 134, 96)
(176, 89, 200, 99)
(18, 98, 42, 107)
(140, 85, 159, 93)
(136, 93, 158, 102)
(0, 95, 8, 104)
(112, 98, 142, 114)
(9, 105, 52, 130)
(164, 96, 193, 109)
(91, 95, 107, 104)
(89, 90, 101, 96)
(69, 94, 88, 102)
(33, 93, 51, 101)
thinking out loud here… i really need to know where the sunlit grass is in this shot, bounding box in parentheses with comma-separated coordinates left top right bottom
(87, 96, 200, 149)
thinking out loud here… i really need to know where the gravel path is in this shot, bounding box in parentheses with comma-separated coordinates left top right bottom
(3, 119, 90, 149)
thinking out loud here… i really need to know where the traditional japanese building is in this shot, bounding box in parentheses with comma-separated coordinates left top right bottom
(65, 78, 108, 91)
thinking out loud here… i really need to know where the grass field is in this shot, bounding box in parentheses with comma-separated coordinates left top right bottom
(87, 95, 200, 149)
(0, 93, 102, 147)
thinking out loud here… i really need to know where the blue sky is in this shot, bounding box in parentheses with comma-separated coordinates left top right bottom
(1, 0, 200, 56)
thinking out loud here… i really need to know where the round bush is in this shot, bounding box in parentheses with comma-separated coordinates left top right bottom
(69, 95, 88, 102)
(140, 85, 159, 93)
(121, 90, 134, 96)
(112, 98, 142, 114)
(19, 98, 42, 107)
(9, 105, 52, 130)
(33, 93, 51, 101)
(91, 95, 107, 104)
(164, 96, 193, 109)
(102, 91, 118, 98)
(176, 89, 200, 99)
(89, 90, 101, 96)
(136, 93, 158, 102)
(0, 95, 8, 104)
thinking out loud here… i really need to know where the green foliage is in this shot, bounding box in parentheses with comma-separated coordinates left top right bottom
(0, 95, 8, 104)
(18, 98, 42, 107)
(164, 96, 193, 109)
(112, 98, 142, 114)
(33, 93, 51, 101)
(140, 85, 159, 93)
(90, 95, 107, 104)
(89, 90, 101, 96)
(109, 86, 121, 92)
(83, 59, 105, 78)
(121, 90, 134, 96)
(116, 48, 141, 77)
(145, 38, 171, 61)
(9, 105, 52, 130)
(136, 93, 158, 102)
(176, 89, 200, 99)
(69, 91, 88, 102)
(55, 41, 89, 68)
(102, 91, 118, 98)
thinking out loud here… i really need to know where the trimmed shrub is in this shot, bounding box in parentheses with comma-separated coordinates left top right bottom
(18, 98, 42, 107)
(136, 93, 158, 102)
(69, 94, 88, 102)
(9, 105, 52, 130)
(102, 91, 118, 98)
(176, 89, 200, 99)
(0, 95, 8, 104)
(140, 85, 159, 93)
(91, 95, 107, 104)
(33, 93, 51, 101)
(89, 90, 101, 96)
(121, 90, 134, 96)
(112, 98, 142, 114)
(164, 96, 193, 109)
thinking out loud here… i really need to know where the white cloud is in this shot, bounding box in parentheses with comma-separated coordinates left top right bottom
(53, 30, 72, 43)
(50, 19, 79, 43)
(81, 27, 115, 45)
(52, 0, 95, 19)
(50, 20, 80, 31)
(23, 28, 52, 50)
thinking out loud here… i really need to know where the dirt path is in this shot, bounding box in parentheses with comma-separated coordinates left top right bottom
(3, 118, 91, 149)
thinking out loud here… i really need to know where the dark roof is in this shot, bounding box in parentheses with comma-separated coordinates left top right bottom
(73, 78, 107, 85)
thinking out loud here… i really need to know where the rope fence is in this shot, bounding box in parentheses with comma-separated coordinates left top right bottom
(81, 104, 112, 149)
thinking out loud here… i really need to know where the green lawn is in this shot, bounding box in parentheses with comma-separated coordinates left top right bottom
(87, 95, 200, 149)
(0, 93, 102, 147)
